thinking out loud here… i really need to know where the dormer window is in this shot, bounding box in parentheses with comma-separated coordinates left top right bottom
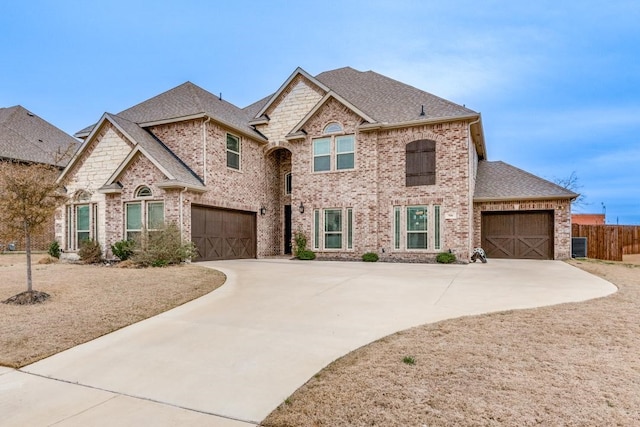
(323, 122, 343, 134)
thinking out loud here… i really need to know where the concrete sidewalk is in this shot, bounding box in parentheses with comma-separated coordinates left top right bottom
(1, 259, 616, 426)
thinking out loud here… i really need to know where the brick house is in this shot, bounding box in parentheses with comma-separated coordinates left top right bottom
(56, 67, 576, 262)
(0, 105, 79, 250)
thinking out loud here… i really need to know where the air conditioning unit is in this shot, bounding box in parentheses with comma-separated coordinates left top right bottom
(572, 237, 587, 258)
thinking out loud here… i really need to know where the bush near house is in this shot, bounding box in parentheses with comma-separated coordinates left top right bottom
(131, 223, 196, 267)
(78, 239, 102, 264)
(436, 252, 457, 264)
(362, 252, 379, 262)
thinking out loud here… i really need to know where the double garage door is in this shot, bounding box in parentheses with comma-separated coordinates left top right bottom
(481, 211, 554, 260)
(191, 206, 256, 261)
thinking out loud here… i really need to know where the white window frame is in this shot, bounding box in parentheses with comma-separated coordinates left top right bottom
(392, 204, 442, 251)
(285, 172, 292, 195)
(312, 133, 356, 173)
(313, 207, 354, 251)
(226, 133, 241, 171)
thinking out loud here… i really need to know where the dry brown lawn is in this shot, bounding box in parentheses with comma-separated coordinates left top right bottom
(0, 253, 225, 368)
(264, 256, 640, 427)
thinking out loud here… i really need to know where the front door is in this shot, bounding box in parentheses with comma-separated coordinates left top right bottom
(284, 205, 292, 254)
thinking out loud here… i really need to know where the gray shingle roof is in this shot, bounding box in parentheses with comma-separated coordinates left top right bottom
(0, 105, 80, 167)
(77, 82, 264, 141)
(106, 114, 204, 188)
(315, 67, 478, 124)
(474, 161, 578, 201)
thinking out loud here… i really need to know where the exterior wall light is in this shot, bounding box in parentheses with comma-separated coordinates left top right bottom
(299, 202, 304, 214)
(260, 207, 266, 216)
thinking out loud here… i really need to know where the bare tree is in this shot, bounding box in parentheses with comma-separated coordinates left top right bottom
(554, 171, 587, 208)
(0, 161, 67, 303)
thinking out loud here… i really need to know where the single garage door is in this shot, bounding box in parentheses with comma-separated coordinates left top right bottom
(481, 211, 554, 260)
(191, 206, 256, 261)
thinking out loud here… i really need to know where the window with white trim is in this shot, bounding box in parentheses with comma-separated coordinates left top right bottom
(226, 133, 241, 170)
(393, 205, 441, 251)
(285, 172, 292, 195)
(313, 207, 354, 250)
(312, 123, 355, 172)
(125, 187, 165, 241)
(66, 190, 96, 251)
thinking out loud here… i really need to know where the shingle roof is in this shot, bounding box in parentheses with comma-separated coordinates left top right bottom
(77, 82, 264, 141)
(0, 105, 80, 167)
(314, 67, 478, 124)
(474, 161, 578, 201)
(105, 114, 204, 188)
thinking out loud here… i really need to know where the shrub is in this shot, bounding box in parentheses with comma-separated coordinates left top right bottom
(111, 239, 135, 261)
(362, 252, 379, 262)
(293, 230, 308, 257)
(131, 223, 196, 267)
(297, 249, 316, 260)
(48, 241, 61, 259)
(436, 252, 456, 264)
(403, 356, 416, 365)
(78, 239, 102, 264)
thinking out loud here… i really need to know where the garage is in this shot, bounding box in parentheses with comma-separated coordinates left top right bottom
(481, 211, 554, 260)
(191, 206, 256, 261)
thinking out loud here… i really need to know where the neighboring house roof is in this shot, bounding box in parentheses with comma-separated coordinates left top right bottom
(60, 113, 205, 192)
(572, 214, 605, 225)
(474, 161, 578, 202)
(0, 105, 80, 167)
(75, 82, 265, 142)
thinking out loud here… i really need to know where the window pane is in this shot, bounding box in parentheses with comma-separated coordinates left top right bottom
(136, 186, 152, 197)
(407, 232, 428, 249)
(394, 206, 401, 250)
(314, 155, 330, 172)
(76, 205, 90, 231)
(77, 231, 90, 243)
(407, 206, 427, 231)
(434, 205, 441, 250)
(227, 151, 240, 169)
(285, 173, 292, 195)
(325, 233, 342, 249)
(324, 123, 343, 134)
(147, 202, 164, 229)
(336, 136, 354, 153)
(325, 209, 342, 232)
(226, 134, 240, 152)
(126, 203, 142, 230)
(314, 209, 320, 249)
(347, 208, 353, 249)
(313, 138, 330, 155)
(337, 153, 354, 170)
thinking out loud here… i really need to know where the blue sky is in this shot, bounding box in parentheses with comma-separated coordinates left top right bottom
(2, 0, 639, 224)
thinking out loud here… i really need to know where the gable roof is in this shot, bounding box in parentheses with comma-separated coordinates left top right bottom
(0, 105, 80, 167)
(474, 161, 578, 202)
(315, 67, 479, 124)
(60, 113, 204, 191)
(76, 82, 265, 142)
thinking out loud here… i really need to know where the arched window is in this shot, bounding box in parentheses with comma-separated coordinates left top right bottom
(74, 190, 91, 202)
(323, 122, 343, 134)
(135, 186, 153, 198)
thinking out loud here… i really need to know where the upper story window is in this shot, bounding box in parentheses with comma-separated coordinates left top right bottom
(324, 122, 343, 134)
(406, 139, 436, 186)
(227, 133, 241, 170)
(135, 186, 153, 198)
(312, 134, 355, 172)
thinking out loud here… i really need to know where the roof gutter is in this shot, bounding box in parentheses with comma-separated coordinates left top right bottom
(473, 193, 579, 203)
(357, 113, 480, 132)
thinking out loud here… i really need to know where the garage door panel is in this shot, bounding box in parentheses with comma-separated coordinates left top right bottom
(191, 206, 256, 261)
(482, 211, 553, 260)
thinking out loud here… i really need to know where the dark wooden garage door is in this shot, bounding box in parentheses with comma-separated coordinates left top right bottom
(481, 211, 554, 260)
(191, 206, 256, 261)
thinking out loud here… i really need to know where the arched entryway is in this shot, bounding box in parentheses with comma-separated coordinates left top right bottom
(265, 147, 293, 255)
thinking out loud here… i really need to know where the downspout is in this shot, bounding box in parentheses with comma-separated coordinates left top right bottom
(202, 116, 211, 185)
(468, 116, 482, 258)
(179, 187, 188, 243)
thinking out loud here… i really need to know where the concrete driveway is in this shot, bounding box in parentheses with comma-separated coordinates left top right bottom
(1, 259, 616, 426)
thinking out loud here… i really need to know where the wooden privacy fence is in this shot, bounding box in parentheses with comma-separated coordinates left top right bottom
(572, 224, 640, 261)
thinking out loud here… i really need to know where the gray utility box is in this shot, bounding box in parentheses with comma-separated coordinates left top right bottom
(571, 237, 587, 258)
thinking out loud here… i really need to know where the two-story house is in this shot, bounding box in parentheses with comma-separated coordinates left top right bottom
(56, 67, 576, 262)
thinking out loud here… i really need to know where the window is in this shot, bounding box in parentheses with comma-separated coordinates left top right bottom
(312, 134, 355, 172)
(313, 207, 354, 250)
(406, 139, 436, 186)
(76, 205, 90, 244)
(136, 186, 152, 198)
(313, 138, 331, 172)
(125, 202, 142, 241)
(285, 172, 292, 195)
(125, 198, 165, 241)
(406, 206, 428, 249)
(393, 205, 441, 251)
(324, 122, 343, 133)
(67, 190, 96, 251)
(227, 133, 241, 170)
